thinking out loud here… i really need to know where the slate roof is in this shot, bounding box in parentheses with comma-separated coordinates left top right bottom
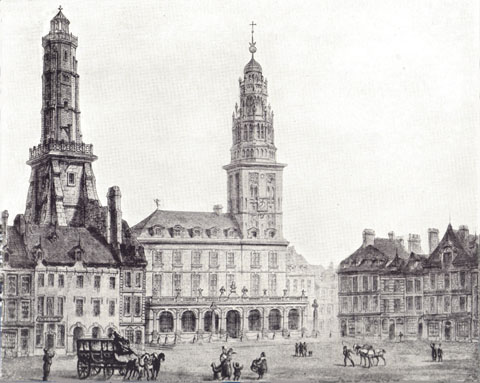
(132, 209, 240, 239)
(4, 217, 145, 269)
(426, 224, 478, 268)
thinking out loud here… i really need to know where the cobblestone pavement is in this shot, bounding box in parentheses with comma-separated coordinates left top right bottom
(1, 337, 478, 382)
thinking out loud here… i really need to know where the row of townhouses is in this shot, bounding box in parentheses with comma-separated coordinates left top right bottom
(0, 9, 312, 357)
(338, 227, 479, 341)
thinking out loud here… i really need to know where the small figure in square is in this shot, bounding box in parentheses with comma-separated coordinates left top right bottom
(430, 343, 437, 361)
(437, 344, 443, 362)
(343, 345, 355, 367)
(42, 347, 56, 381)
(233, 362, 243, 381)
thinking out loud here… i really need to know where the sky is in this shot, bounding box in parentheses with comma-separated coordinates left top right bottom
(1, 0, 478, 267)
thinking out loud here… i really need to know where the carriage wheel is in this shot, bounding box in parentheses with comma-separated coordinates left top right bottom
(77, 360, 91, 379)
(90, 366, 101, 376)
(104, 365, 114, 380)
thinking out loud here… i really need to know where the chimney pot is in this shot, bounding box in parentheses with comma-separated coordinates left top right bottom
(428, 228, 439, 255)
(362, 229, 375, 247)
(1, 210, 9, 246)
(213, 204, 223, 215)
(388, 231, 395, 241)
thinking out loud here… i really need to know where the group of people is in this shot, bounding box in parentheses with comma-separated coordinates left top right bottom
(294, 342, 309, 357)
(430, 343, 444, 362)
(211, 346, 267, 380)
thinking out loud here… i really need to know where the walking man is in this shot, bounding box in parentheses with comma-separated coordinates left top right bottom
(430, 343, 437, 361)
(42, 347, 56, 381)
(437, 344, 443, 362)
(399, 331, 404, 342)
(343, 346, 355, 367)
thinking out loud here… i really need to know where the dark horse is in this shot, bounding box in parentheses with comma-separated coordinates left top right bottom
(151, 352, 166, 380)
(211, 359, 232, 381)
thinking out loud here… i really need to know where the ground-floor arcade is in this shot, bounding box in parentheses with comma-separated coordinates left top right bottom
(145, 297, 308, 343)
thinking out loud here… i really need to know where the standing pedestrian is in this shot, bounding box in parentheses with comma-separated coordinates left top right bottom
(437, 344, 443, 362)
(42, 347, 56, 381)
(343, 346, 355, 367)
(430, 343, 437, 361)
(399, 331, 404, 342)
(303, 342, 308, 357)
(295, 342, 299, 357)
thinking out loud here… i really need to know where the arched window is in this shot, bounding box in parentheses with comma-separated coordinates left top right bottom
(248, 310, 262, 331)
(288, 309, 300, 330)
(181, 310, 196, 332)
(64, 50, 68, 61)
(159, 311, 174, 332)
(268, 309, 281, 331)
(92, 326, 101, 338)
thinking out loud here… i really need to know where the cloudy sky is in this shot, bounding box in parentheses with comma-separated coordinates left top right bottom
(1, 0, 478, 266)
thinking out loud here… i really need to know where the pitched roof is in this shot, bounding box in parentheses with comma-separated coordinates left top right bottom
(427, 224, 477, 268)
(339, 245, 390, 272)
(4, 220, 146, 269)
(132, 209, 240, 238)
(374, 238, 409, 259)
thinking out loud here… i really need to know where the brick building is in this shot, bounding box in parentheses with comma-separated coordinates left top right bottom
(0, 9, 146, 357)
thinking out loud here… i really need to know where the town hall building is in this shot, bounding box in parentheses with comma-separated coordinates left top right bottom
(133, 28, 308, 343)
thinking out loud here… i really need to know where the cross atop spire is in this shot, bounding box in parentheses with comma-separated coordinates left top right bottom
(58, 5, 63, 11)
(249, 21, 257, 58)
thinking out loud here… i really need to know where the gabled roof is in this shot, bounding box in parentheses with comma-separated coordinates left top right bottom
(374, 238, 409, 259)
(4, 219, 146, 269)
(427, 224, 477, 268)
(403, 252, 427, 273)
(132, 209, 240, 239)
(339, 245, 390, 272)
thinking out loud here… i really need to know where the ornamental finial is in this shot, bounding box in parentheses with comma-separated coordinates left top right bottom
(249, 21, 257, 58)
(58, 5, 63, 11)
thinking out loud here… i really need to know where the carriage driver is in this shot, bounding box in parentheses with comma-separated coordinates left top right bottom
(112, 331, 135, 356)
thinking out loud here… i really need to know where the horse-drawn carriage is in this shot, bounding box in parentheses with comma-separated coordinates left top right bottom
(76, 338, 128, 379)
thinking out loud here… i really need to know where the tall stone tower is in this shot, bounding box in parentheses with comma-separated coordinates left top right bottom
(223, 24, 286, 240)
(25, 7, 101, 227)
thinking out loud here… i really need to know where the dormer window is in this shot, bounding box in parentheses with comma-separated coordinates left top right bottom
(192, 227, 202, 238)
(67, 172, 75, 186)
(173, 225, 183, 238)
(34, 249, 43, 262)
(154, 226, 163, 236)
(443, 252, 452, 265)
(74, 249, 82, 262)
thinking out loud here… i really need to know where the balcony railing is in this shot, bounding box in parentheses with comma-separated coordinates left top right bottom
(29, 139, 93, 160)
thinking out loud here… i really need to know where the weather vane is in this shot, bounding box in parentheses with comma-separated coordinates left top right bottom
(249, 21, 257, 58)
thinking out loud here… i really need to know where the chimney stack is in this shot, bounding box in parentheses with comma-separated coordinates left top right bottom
(388, 231, 395, 241)
(408, 234, 422, 253)
(107, 186, 122, 247)
(1, 210, 9, 246)
(362, 229, 375, 248)
(428, 228, 439, 255)
(213, 204, 223, 216)
(458, 225, 469, 243)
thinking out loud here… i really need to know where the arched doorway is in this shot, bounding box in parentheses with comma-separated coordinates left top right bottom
(418, 322, 423, 339)
(226, 310, 241, 338)
(204, 311, 220, 333)
(268, 309, 282, 331)
(445, 321, 452, 341)
(46, 332, 55, 349)
(341, 320, 347, 337)
(288, 309, 300, 330)
(389, 320, 395, 340)
(73, 327, 84, 352)
(248, 310, 262, 331)
(181, 311, 196, 332)
(159, 311, 174, 332)
(92, 327, 101, 339)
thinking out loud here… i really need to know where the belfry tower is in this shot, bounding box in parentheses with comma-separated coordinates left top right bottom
(224, 23, 286, 240)
(25, 7, 101, 227)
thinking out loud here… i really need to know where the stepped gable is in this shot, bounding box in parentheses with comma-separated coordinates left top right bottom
(132, 209, 241, 239)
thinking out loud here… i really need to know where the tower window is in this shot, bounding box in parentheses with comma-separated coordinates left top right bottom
(67, 172, 75, 186)
(64, 50, 68, 61)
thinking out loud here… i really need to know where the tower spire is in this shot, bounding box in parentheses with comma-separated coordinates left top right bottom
(249, 21, 257, 59)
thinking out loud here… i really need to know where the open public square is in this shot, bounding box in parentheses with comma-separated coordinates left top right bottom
(1, 337, 478, 382)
